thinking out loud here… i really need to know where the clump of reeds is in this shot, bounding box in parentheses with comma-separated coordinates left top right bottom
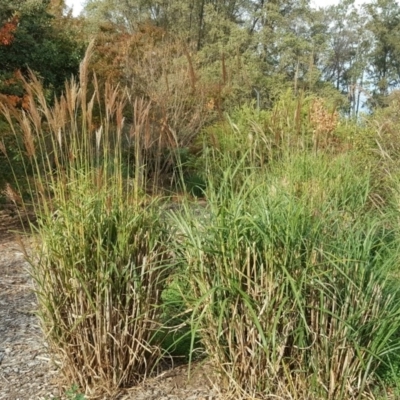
(196, 91, 344, 192)
(0, 42, 172, 397)
(171, 150, 400, 399)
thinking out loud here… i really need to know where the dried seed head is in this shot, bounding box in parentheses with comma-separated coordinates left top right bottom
(3, 183, 22, 204)
(21, 115, 35, 158)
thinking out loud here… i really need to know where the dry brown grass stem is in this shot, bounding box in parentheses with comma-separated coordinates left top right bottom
(0, 139, 7, 156)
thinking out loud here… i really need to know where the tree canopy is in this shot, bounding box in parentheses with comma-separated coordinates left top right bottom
(0, 0, 400, 114)
(0, 0, 84, 104)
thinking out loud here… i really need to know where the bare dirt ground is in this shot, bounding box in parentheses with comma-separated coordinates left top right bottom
(0, 206, 222, 400)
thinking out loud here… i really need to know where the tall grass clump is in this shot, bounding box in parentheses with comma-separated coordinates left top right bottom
(194, 91, 342, 192)
(0, 43, 172, 396)
(171, 149, 400, 399)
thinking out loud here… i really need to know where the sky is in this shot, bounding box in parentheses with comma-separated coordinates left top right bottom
(65, 0, 84, 16)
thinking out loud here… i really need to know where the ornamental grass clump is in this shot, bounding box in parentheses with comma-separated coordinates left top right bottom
(172, 150, 400, 399)
(0, 43, 172, 397)
(32, 176, 169, 395)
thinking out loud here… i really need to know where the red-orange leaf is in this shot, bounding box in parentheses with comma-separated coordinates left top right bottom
(0, 15, 19, 46)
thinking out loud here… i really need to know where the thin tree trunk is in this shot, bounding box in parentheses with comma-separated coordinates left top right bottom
(197, 0, 206, 51)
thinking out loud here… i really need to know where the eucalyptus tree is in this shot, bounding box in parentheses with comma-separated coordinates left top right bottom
(317, 0, 370, 116)
(364, 0, 400, 106)
(245, 0, 336, 103)
(84, 0, 248, 43)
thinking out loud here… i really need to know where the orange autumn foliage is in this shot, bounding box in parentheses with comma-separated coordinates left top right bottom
(0, 71, 29, 110)
(0, 15, 19, 46)
(1, 93, 29, 109)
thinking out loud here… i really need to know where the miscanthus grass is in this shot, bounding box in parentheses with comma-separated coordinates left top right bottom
(0, 43, 173, 397)
(170, 150, 400, 399)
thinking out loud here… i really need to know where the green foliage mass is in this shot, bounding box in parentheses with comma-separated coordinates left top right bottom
(0, 0, 84, 97)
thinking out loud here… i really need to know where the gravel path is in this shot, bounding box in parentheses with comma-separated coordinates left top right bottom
(0, 222, 61, 399)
